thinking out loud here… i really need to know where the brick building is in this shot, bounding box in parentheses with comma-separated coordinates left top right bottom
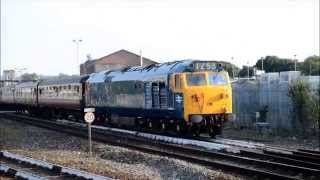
(80, 49, 157, 75)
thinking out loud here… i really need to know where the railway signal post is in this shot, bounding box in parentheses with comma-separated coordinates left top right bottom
(84, 108, 95, 157)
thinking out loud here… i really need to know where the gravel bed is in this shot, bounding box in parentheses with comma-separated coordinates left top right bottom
(0, 177, 13, 180)
(0, 118, 244, 180)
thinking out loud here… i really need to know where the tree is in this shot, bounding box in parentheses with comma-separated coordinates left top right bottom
(20, 73, 39, 81)
(288, 80, 314, 133)
(310, 88, 320, 147)
(300, 55, 320, 75)
(223, 62, 240, 79)
(238, 65, 254, 78)
(58, 73, 70, 78)
(255, 56, 296, 72)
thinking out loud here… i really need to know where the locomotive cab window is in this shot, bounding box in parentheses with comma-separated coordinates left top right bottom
(186, 73, 206, 86)
(174, 74, 181, 89)
(208, 73, 228, 85)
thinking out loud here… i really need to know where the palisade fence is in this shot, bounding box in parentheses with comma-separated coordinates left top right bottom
(232, 71, 320, 130)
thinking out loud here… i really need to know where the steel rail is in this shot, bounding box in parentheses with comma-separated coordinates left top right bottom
(239, 150, 320, 170)
(297, 149, 320, 155)
(0, 151, 112, 180)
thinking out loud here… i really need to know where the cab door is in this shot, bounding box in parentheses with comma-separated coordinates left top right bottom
(169, 73, 185, 118)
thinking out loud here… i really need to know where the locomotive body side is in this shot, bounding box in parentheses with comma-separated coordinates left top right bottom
(85, 60, 232, 136)
(85, 66, 178, 124)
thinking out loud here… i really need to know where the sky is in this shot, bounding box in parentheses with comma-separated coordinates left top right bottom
(1, 0, 319, 75)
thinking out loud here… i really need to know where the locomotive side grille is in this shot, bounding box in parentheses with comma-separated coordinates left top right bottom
(159, 84, 168, 109)
(152, 83, 160, 109)
(144, 82, 152, 109)
(145, 82, 168, 109)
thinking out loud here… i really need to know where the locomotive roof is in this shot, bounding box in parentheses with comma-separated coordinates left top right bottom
(87, 60, 222, 83)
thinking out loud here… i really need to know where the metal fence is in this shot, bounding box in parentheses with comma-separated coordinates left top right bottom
(232, 71, 320, 130)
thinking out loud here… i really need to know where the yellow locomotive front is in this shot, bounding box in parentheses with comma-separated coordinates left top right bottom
(171, 70, 232, 137)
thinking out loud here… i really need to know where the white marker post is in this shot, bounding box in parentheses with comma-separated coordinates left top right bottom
(84, 108, 95, 157)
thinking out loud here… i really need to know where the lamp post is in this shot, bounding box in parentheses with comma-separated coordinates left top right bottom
(261, 57, 264, 71)
(294, 54, 297, 71)
(231, 57, 235, 79)
(247, 61, 250, 80)
(140, 50, 143, 67)
(0, 55, 2, 80)
(73, 39, 83, 75)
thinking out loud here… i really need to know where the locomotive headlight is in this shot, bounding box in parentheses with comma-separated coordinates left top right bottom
(190, 115, 203, 123)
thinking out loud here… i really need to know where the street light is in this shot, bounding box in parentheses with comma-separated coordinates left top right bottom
(294, 54, 297, 71)
(140, 50, 143, 67)
(231, 57, 235, 79)
(247, 61, 250, 80)
(261, 57, 264, 71)
(0, 55, 2, 80)
(73, 39, 83, 75)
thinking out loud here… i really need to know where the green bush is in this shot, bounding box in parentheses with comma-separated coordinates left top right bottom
(288, 81, 319, 134)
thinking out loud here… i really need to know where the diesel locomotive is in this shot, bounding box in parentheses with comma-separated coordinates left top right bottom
(0, 60, 232, 137)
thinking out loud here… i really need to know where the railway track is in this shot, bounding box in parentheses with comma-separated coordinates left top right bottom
(1, 112, 320, 180)
(0, 151, 112, 180)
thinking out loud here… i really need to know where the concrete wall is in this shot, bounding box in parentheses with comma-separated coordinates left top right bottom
(232, 71, 320, 130)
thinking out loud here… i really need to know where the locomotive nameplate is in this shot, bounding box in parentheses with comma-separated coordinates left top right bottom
(84, 112, 95, 123)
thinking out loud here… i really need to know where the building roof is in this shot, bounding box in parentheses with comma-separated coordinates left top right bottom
(83, 49, 157, 66)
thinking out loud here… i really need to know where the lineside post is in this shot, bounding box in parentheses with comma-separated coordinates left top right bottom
(84, 108, 95, 157)
(88, 122, 92, 157)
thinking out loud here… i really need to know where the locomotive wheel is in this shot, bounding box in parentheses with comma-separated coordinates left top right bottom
(161, 122, 166, 130)
(210, 125, 222, 138)
(209, 130, 217, 139)
(105, 115, 110, 124)
(135, 118, 144, 130)
(176, 122, 186, 134)
(176, 124, 180, 132)
(192, 125, 201, 137)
